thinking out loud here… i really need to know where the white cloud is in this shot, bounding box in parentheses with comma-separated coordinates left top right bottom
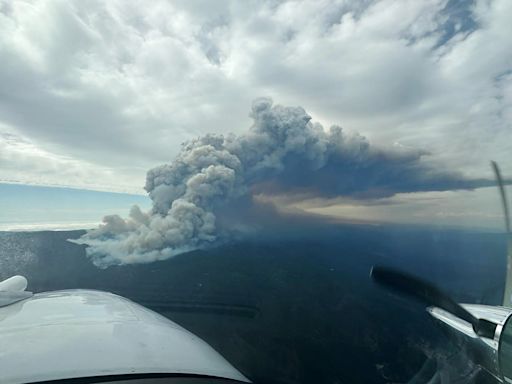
(0, 124, 145, 193)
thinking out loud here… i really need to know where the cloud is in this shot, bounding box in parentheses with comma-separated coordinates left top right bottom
(75, 99, 495, 267)
(0, 0, 510, 192)
(0, 0, 510, 236)
(0, 124, 145, 193)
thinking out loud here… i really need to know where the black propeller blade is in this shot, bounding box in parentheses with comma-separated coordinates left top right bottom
(371, 266, 496, 339)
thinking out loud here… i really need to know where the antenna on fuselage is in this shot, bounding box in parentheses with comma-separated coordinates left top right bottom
(491, 161, 512, 307)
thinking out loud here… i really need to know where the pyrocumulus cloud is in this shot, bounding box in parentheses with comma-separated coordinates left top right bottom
(75, 99, 494, 267)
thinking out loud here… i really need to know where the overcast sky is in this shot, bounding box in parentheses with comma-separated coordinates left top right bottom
(0, 0, 511, 229)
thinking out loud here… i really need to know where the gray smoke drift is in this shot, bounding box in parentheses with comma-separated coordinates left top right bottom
(76, 98, 493, 267)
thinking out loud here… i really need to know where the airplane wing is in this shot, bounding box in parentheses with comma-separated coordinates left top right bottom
(0, 284, 250, 384)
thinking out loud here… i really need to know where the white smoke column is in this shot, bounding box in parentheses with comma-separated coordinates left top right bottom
(76, 98, 493, 267)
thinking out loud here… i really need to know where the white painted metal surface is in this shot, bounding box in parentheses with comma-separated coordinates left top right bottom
(0, 289, 250, 384)
(0, 275, 28, 292)
(428, 304, 512, 349)
(428, 303, 512, 381)
(0, 275, 32, 308)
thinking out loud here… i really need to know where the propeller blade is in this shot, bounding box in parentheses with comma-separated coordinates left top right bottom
(371, 266, 496, 339)
(491, 161, 512, 306)
(491, 161, 510, 234)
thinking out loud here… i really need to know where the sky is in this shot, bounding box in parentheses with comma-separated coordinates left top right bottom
(0, 0, 511, 230)
(0, 183, 150, 231)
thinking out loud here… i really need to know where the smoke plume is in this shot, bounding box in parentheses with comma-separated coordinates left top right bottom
(76, 98, 493, 267)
